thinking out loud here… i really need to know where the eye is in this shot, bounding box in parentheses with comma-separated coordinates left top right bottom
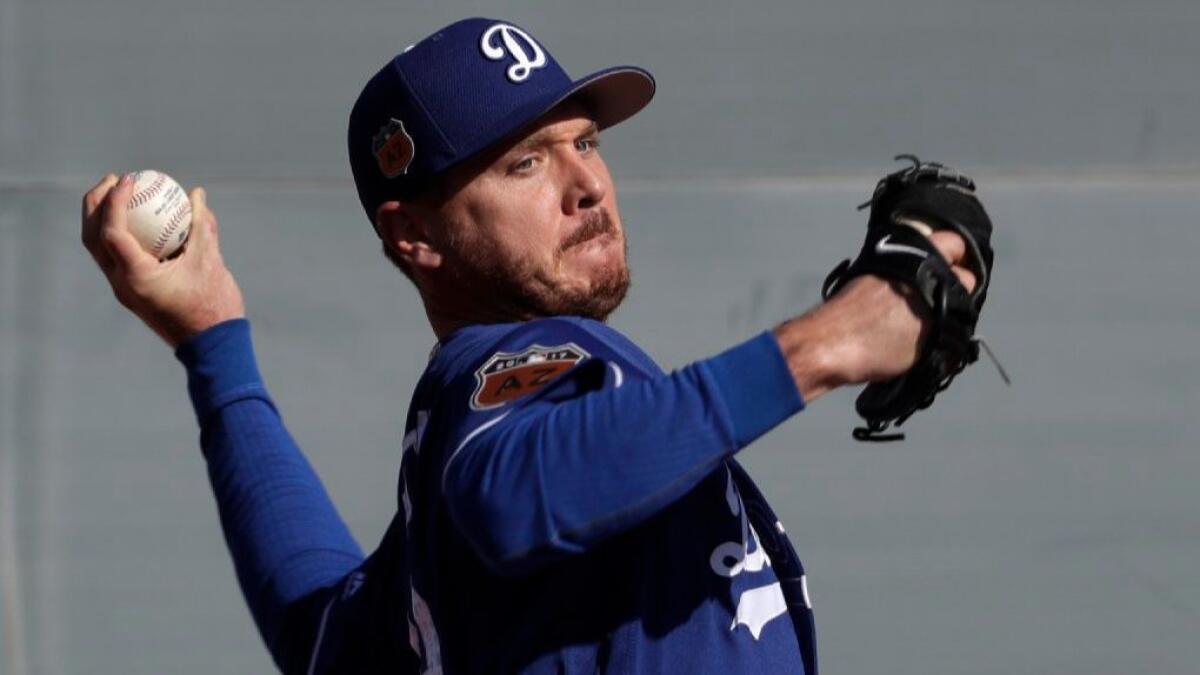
(510, 156, 537, 173)
(575, 137, 599, 153)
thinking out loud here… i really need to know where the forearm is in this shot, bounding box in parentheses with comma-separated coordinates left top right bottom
(444, 331, 804, 575)
(176, 319, 363, 656)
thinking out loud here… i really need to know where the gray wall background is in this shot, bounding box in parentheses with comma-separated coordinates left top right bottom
(2, 1, 1198, 673)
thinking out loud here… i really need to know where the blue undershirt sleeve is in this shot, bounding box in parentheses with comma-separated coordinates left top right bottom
(443, 330, 804, 576)
(175, 319, 364, 661)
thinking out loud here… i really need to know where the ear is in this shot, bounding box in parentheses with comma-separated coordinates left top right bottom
(376, 201, 444, 271)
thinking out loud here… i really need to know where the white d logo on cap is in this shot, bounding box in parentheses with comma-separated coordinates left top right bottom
(480, 23, 547, 83)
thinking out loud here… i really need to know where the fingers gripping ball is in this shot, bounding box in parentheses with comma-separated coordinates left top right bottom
(124, 170, 192, 260)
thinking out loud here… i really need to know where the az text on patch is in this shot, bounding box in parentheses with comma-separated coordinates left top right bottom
(471, 343, 589, 410)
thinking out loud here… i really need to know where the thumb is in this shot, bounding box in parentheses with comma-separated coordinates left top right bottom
(101, 174, 158, 273)
(188, 186, 220, 247)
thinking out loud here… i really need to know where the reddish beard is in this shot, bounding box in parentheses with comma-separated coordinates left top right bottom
(440, 209, 631, 322)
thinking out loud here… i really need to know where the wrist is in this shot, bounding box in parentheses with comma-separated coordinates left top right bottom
(150, 308, 246, 348)
(177, 308, 247, 348)
(772, 310, 848, 404)
(148, 281, 245, 348)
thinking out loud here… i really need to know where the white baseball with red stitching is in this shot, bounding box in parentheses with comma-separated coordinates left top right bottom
(125, 170, 192, 260)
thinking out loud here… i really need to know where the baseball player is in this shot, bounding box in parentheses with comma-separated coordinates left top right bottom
(81, 17, 984, 675)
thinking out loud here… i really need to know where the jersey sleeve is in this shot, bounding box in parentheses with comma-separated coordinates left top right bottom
(437, 319, 804, 576)
(175, 319, 364, 666)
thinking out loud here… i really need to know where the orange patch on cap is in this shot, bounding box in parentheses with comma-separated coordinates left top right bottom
(372, 118, 415, 178)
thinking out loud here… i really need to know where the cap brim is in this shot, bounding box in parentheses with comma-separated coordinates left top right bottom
(557, 66, 656, 131)
(427, 66, 655, 189)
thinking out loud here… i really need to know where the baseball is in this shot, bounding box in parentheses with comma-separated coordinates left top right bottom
(124, 170, 192, 260)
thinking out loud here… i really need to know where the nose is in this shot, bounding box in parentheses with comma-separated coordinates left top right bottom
(561, 152, 607, 216)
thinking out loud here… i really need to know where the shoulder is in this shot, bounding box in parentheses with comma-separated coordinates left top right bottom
(414, 318, 658, 423)
(438, 318, 659, 384)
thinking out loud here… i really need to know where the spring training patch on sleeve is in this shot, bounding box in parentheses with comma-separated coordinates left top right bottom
(470, 343, 590, 410)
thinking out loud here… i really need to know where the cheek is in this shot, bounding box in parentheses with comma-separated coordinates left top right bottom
(512, 188, 568, 259)
(466, 190, 562, 265)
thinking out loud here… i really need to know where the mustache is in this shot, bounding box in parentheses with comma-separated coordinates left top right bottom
(561, 210, 616, 251)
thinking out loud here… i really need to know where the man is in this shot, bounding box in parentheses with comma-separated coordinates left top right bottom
(81, 17, 976, 674)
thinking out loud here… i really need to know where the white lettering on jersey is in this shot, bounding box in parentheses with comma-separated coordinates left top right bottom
(709, 467, 770, 577)
(730, 582, 789, 639)
(709, 465, 788, 640)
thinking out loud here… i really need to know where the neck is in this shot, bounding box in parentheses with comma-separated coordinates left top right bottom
(419, 282, 538, 341)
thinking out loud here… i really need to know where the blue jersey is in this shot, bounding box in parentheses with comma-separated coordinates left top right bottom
(176, 318, 817, 674)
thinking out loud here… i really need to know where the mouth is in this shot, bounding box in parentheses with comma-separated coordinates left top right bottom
(562, 210, 616, 251)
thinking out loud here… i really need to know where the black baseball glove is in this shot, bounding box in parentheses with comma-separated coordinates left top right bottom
(822, 155, 1006, 441)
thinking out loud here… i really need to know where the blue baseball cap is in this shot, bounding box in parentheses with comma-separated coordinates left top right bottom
(348, 17, 655, 234)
